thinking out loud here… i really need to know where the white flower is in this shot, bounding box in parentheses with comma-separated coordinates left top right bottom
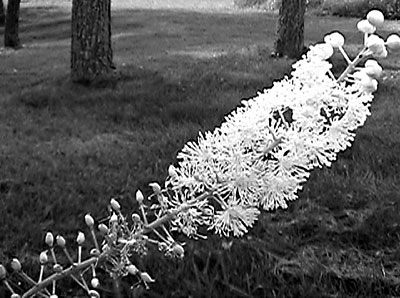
(386, 34, 400, 50)
(210, 203, 260, 237)
(367, 10, 384, 27)
(357, 19, 376, 34)
(324, 32, 345, 48)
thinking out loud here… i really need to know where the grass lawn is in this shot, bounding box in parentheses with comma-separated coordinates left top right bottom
(1, 1, 400, 297)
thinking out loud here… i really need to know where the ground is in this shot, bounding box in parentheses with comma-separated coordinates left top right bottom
(0, 1, 400, 297)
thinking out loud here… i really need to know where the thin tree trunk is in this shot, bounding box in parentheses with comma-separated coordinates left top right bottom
(274, 0, 306, 59)
(71, 0, 114, 84)
(4, 0, 21, 48)
(0, 0, 5, 26)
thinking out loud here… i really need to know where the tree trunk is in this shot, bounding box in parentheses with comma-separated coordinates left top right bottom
(274, 0, 306, 59)
(4, 0, 21, 48)
(0, 0, 5, 26)
(71, 0, 114, 84)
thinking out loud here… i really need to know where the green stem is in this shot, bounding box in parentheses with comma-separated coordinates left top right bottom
(21, 254, 106, 298)
(337, 47, 369, 82)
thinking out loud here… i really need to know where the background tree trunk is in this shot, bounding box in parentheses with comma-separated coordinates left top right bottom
(0, 0, 5, 26)
(274, 0, 306, 59)
(71, 0, 114, 84)
(4, 0, 21, 48)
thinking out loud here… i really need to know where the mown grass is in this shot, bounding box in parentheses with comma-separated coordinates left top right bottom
(1, 2, 400, 297)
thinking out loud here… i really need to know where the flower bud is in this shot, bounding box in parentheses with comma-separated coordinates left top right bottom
(110, 213, 118, 224)
(45, 232, 54, 247)
(49, 295, 58, 298)
(324, 32, 345, 48)
(357, 19, 376, 34)
(386, 34, 400, 50)
(127, 264, 139, 275)
(366, 34, 386, 56)
(91, 277, 100, 288)
(140, 272, 155, 283)
(39, 251, 48, 264)
(98, 223, 109, 235)
(168, 165, 178, 177)
(172, 244, 185, 258)
(53, 264, 63, 273)
(76, 231, 85, 245)
(110, 198, 121, 212)
(0, 264, 7, 280)
(56, 235, 66, 248)
(88, 290, 100, 298)
(85, 214, 95, 227)
(131, 213, 141, 223)
(367, 10, 384, 27)
(149, 182, 162, 195)
(11, 294, 21, 298)
(136, 190, 144, 204)
(11, 258, 21, 271)
(364, 60, 382, 78)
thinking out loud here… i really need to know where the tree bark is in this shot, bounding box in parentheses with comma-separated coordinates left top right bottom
(274, 0, 306, 59)
(0, 0, 5, 26)
(71, 0, 114, 84)
(4, 0, 21, 48)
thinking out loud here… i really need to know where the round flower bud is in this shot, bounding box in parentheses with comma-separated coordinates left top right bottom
(98, 223, 109, 235)
(127, 264, 139, 275)
(53, 264, 63, 273)
(91, 277, 100, 288)
(76, 231, 85, 245)
(168, 165, 177, 177)
(136, 190, 144, 204)
(45, 232, 54, 247)
(49, 295, 58, 298)
(39, 251, 48, 264)
(357, 19, 376, 34)
(88, 290, 100, 298)
(110, 198, 120, 212)
(11, 294, 21, 298)
(0, 264, 7, 280)
(110, 213, 118, 224)
(149, 182, 162, 195)
(172, 244, 185, 258)
(85, 214, 95, 227)
(56, 235, 66, 248)
(366, 34, 386, 54)
(386, 34, 400, 50)
(367, 10, 384, 27)
(131, 213, 141, 223)
(324, 32, 345, 48)
(10, 258, 21, 271)
(364, 59, 382, 78)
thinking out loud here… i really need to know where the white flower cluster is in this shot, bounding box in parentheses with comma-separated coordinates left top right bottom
(163, 9, 399, 238)
(166, 50, 372, 237)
